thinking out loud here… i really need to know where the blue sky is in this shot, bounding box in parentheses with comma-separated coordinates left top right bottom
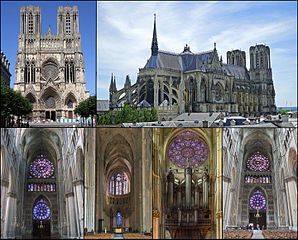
(1, 1, 96, 96)
(97, 1, 297, 107)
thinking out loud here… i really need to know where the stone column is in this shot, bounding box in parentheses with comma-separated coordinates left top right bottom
(285, 181, 293, 228)
(29, 64, 32, 83)
(202, 169, 209, 209)
(66, 192, 77, 238)
(227, 188, 235, 227)
(160, 83, 164, 102)
(281, 188, 289, 227)
(154, 74, 158, 109)
(167, 170, 174, 209)
(74, 180, 84, 238)
(3, 192, 17, 238)
(68, 63, 71, 83)
(185, 167, 192, 209)
(169, 76, 173, 106)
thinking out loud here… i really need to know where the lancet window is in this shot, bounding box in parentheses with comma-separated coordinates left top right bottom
(109, 172, 130, 195)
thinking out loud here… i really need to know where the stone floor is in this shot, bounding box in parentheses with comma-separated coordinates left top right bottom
(114, 233, 124, 239)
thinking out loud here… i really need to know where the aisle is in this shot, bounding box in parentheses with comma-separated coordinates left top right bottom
(113, 233, 124, 239)
(251, 230, 264, 239)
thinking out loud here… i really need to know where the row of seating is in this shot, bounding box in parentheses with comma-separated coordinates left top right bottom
(223, 229, 253, 239)
(123, 233, 153, 239)
(262, 230, 297, 239)
(85, 233, 114, 239)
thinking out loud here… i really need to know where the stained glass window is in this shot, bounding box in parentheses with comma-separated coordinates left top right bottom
(109, 172, 129, 195)
(249, 190, 266, 210)
(28, 183, 56, 192)
(247, 152, 270, 172)
(33, 199, 51, 220)
(168, 131, 208, 169)
(29, 155, 54, 178)
(116, 211, 121, 226)
(244, 175, 271, 183)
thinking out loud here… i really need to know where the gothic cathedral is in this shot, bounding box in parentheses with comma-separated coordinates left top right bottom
(109, 16, 276, 119)
(14, 6, 89, 121)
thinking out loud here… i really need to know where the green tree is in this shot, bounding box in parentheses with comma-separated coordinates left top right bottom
(97, 103, 159, 125)
(74, 96, 96, 126)
(150, 107, 158, 121)
(1, 78, 32, 127)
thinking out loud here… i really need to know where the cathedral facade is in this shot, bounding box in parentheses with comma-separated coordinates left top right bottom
(1, 128, 92, 239)
(14, 5, 89, 121)
(109, 16, 276, 119)
(152, 128, 222, 239)
(223, 128, 297, 232)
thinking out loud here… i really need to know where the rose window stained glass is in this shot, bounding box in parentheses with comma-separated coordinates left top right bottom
(247, 152, 270, 171)
(46, 96, 56, 109)
(42, 62, 58, 80)
(168, 131, 208, 169)
(29, 155, 54, 179)
(249, 190, 266, 210)
(33, 199, 51, 220)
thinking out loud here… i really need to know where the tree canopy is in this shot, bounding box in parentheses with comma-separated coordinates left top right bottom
(98, 103, 158, 125)
(74, 95, 96, 126)
(1, 77, 32, 127)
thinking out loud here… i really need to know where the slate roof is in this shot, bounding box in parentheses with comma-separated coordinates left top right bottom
(222, 64, 250, 80)
(144, 50, 250, 80)
(173, 112, 221, 123)
(137, 99, 151, 107)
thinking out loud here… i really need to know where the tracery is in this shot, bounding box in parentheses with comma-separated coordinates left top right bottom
(33, 199, 51, 220)
(109, 172, 129, 195)
(29, 154, 55, 179)
(168, 131, 208, 168)
(249, 190, 266, 210)
(247, 151, 270, 172)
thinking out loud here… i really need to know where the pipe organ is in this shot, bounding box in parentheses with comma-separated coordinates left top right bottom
(166, 168, 210, 225)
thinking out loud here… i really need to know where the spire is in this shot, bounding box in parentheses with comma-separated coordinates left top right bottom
(151, 14, 158, 56)
(113, 75, 117, 92)
(124, 75, 131, 89)
(109, 73, 114, 92)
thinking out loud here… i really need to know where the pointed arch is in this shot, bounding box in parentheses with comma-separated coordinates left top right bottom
(40, 86, 61, 109)
(25, 92, 36, 104)
(65, 92, 77, 109)
(32, 195, 52, 220)
(248, 186, 268, 210)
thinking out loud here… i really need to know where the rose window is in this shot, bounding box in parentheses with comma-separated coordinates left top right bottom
(249, 190, 266, 210)
(247, 152, 270, 171)
(168, 131, 208, 169)
(29, 155, 54, 179)
(33, 199, 51, 220)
